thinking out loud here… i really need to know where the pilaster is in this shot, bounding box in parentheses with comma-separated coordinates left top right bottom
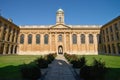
(70, 32, 72, 53)
(64, 32, 66, 53)
(85, 33, 89, 52)
(77, 33, 80, 51)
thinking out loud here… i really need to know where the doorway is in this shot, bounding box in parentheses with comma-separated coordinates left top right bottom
(58, 45, 63, 54)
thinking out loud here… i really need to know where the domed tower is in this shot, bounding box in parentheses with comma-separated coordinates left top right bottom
(56, 8, 64, 24)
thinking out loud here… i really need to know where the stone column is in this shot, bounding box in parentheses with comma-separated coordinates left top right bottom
(10, 30, 13, 42)
(70, 32, 72, 53)
(93, 34, 97, 53)
(12, 45, 15, 54)
(77, 33, 80, 52)
(85, 33, 89, 52)
(24, 33, 28, 51)
(41, 33, 44, 51)
(64, 32, 66, 53)
(13, 33, 17, 43)
(8, 45, 12, 54)
(32, 33, 36, 51)
(3, 44, 7, 54)
(0, 23, 4, 40)
(49, 32, 51, 52)
(5, 27, 9, 41)
(55, 32, 58, 53)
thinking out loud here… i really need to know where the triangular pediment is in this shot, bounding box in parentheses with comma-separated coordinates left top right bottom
(50, 24, 71, 29)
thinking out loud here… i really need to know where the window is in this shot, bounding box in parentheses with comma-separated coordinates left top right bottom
(89, 34, 93, 44)
(36, 34, 40, 44)
(4, 24, 7, 31)
(108, 44, 111, 54)
(116, 32, 119, 40)
(104, 45, 107, 53)
(106, 28, 108, 34)
(72, 34, 77, 44)
(111, 34, 114, 41)
(81, 34, 85, 44)
(58, 35, 62, 42)
(109, 26, 113, 32)
(59, 17, 62, 22)
(117, 43, 120, 54)
(112, 44, 116, 54)
(28, 34, 32, 44)
(107, 36, 109, 42)
(44, 34, 49, 44)
(20, 34, 24, 44)
(114, 23, 118, 31)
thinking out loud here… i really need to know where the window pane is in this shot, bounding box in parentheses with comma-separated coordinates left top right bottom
(28, 34, 32, 44)
(72, 34, 77, 44)
(81, 34, 85, 44)
(58, 35, 62, 42)
(20, 34, 24, 44)
(36, 34, 40, 44)
(44, 34, 48, 44)
(89, 34, 93, 44)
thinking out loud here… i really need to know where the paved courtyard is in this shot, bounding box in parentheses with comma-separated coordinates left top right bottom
(42, 55, 79, 80)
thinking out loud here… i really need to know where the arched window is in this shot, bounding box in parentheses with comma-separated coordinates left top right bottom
(28, 34, 32, 44)
(20, 34, 24, 44)
(72, 34, 77, 44)
(59, 17, 62, 22)
(81, 34, 85, 44)
(36, 34, 40, 44)
(58, 35, 62, 42)
(44, 34, 49, 44)
(89, 34, 93, 44)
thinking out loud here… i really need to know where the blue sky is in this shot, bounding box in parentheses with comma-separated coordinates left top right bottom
(0, 0, 120, 25)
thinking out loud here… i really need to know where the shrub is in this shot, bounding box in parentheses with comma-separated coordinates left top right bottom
(64, 53, 78, 64)
(35, 57, 48, 68)
(21, 63, 41, 80)
(80, 58, 107, 80)
(91, 58, 106, 80)
(80, 65, 92, 80)
(73, 56, 86, 68)
(46, 54, 55, 63)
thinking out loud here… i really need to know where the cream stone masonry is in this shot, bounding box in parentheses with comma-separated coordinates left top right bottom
(18, 9, 101, 55)
(1, 9, 119, 55)
(0, 16, 20, 54)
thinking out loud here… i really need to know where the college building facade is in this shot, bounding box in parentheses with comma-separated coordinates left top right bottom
(0, 16, 20, 54)
(0, 9, 120, 55)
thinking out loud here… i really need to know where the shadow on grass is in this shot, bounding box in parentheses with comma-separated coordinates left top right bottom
(0, 65, 23, 80)
(105, 68, 120, 80)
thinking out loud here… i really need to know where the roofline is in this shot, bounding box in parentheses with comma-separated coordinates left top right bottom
(102, 16, 120, 28)
(0, 16, 19, 28)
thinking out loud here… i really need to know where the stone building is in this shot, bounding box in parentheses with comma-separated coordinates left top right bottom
(19, 9, 100, 55)
(1, 9, 119, 55)
(100, 16, 120, 54)
(0, 16, 20, 54)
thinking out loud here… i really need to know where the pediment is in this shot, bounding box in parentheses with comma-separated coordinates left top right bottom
(50, 24, 71, 29)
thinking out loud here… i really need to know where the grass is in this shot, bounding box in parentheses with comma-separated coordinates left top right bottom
(0, 55, 40, 79)
(78, 55, 120, 80)
(0, 55, 120, 80)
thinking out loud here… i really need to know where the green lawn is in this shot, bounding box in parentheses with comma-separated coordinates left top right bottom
(0, 55, 120, 80)
(0, 55, 40, 79)
(78, 55, 120, 80)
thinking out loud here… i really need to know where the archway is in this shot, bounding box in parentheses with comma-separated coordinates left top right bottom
(58, 45, 63, 54)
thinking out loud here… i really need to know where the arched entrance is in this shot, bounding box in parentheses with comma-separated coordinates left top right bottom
(58, 45, 63, 54)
